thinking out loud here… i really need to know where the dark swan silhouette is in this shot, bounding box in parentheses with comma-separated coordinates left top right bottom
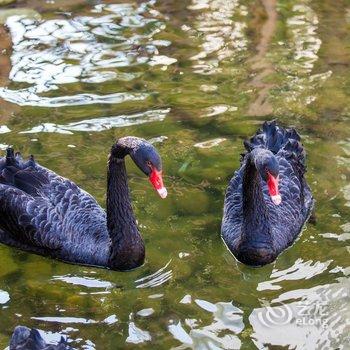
(0, 137, 167, 271)
(222, 121, 314, 266)
(10, 326, 71, 350)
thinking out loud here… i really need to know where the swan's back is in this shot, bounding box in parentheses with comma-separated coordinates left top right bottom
(0, 148, 110, 265)
(10, 326, 71, 350)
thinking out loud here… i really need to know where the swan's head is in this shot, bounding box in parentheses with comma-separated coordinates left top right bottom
(128, 139, 167, 199)
(253, 148, 281, 205)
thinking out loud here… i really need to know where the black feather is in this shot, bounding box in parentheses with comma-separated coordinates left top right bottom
(222, 121, 314, 266)
(10, 326, 71, 350)
(0, 136, 155, 270)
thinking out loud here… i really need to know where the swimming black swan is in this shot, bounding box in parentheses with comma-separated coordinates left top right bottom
(221, 121, 314, 266)
(0, 137, 167, 271)
(10, 326, 71, 350)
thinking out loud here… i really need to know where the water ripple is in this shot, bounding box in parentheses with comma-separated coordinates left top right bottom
(135, 260, 172, 288)
(52, 274, 114, 289)
(136, 308, 155, 317)
(271, 1, 332, 112)
(126, 321, 152, 344)
(0, 126, 11, 134)
(194, 138, 226, 149)
(31, 316, 97, 324)
(169, 297, 244, 349)
(20, 108, 170, 134)
(0, 89, 148, 107)
(258, 258, 332, 291)
(4, 2, 163, 92)
(189, 0, 248, 74)
(1, 1, 175, 108)
(250, 280, 350, 349)
(287, 4, 322, 73)
(0, 289, 10, 304)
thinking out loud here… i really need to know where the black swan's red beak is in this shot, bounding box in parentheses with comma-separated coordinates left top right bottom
(267, 172, 281, 205)
(149, 168, 167, 198)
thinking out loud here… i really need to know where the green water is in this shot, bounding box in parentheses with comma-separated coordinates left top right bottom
(0, 0, 349, 348)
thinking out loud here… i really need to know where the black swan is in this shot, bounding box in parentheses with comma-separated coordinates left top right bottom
(0, 137, 167, 271)
(221, 121, 314, 266)
(10, 326, 71, 350)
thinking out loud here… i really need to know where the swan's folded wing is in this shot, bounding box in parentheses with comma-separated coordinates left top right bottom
(0, 185, 62, 249)
(0, 153, 51, 197)
(8, 168, 49, 197)
(0, 151, 99, 210)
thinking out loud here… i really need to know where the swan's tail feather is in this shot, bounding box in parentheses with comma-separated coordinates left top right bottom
(28, 155, 36, 167)
(243, 120, 306, 173)
(0, 148, 49, 195)
(15, 152, 23, 163)
(2, 148, 37, 169)
(245, 120, 300, 152)
(282, 139, 307, 176)
(6, 147, 16, 166)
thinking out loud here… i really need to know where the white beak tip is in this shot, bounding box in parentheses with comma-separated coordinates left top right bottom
(157, 187, 167, 199)
(271, 194, 282, 205)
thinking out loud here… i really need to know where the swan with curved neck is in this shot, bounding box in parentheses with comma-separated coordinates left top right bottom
(222, 121, 314, 266)
(0, 137, 166, 271)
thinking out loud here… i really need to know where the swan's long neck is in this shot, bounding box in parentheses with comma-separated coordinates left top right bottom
(241, 154, 272, 246)
(106, 144, 144, 270)
(107, 156, 137, 239)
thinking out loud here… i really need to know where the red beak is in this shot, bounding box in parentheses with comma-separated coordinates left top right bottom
(149, 167, 167, 198)
(267, 172, 281, 205)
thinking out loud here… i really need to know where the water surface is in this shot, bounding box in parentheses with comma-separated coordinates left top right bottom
(0, 0, 349, 348)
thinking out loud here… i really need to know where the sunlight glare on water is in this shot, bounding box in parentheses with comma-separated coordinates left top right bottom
(0, 0, 349, 348)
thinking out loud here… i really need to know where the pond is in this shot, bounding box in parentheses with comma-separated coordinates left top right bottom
(0, 0, 349, 348)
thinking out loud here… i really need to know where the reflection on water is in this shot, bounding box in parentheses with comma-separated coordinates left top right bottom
(52, 274, 114, 289)
(148, 135, 168, 144)
(21, 108, 170, 134)
(257, 258, 332, 291)
(250, 280, 350, 349)
(169, 298, 243, 349)
(104, 315, 118, 325)
(0, 89, 149, 107)
(0, 0, 349, 348)
(271, 1, 332, 113)
(136, 308, 154, 317)
(126, 318, 152, 344)
(0, 290, 10, 304)
(31, 316, 97, 324)
(1, 0, 175, 107)
(202, 104, 237, 117)
(287, 4, 321, 73)
(194, 138, 226, 149)
(0, 125, 10, 134)
(25, 328, 71, 348)
(189, 0, 248, 74)
(135, 260, 173, 288)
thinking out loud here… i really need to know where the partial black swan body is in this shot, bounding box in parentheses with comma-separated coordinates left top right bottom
(222, 121, 314, 266)
(0, 137, 166, 271)
(10, 326, 71, 350)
